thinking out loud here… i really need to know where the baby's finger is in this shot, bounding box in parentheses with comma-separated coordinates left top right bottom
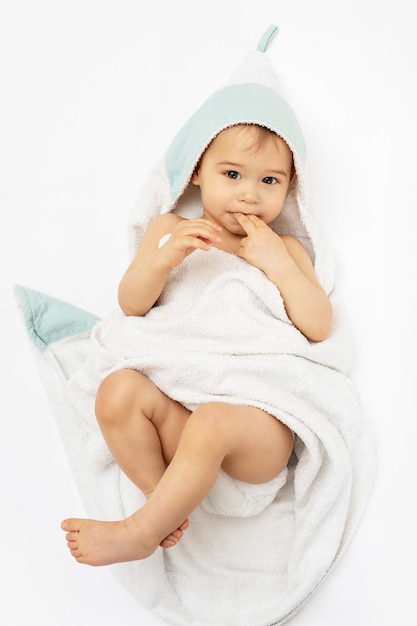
(177, 221, 222, 243)
(185, 219, 222, 235)
(186, 225, 221, 243)
(233, 213, 260, 233)
(180, 234, 214, 252)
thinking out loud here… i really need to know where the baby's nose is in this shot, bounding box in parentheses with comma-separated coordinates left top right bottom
(238, 182, 259, 204)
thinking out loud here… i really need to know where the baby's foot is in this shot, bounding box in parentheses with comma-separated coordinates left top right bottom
(61, 515, 158, 566)
(159, 519, 190, 548)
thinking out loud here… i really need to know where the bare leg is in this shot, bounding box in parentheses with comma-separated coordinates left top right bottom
(62, 402, 294, 566)
(94, 370, 191, 546)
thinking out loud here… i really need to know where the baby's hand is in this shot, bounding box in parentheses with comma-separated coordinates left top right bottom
(160, 219, 222, 268)
(234, 213, 289, 274)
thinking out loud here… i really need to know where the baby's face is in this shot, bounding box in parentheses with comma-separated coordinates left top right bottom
(191, 125, 293, 235)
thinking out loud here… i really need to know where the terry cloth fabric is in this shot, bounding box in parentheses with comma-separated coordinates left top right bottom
(15, 25, 375, 626)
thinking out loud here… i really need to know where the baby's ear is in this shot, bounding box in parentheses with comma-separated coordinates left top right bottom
(191, 169, 200, 186)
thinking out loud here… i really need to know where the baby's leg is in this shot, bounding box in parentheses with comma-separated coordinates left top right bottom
(95, 369, 190, 495)
(95, 369, 191, 545)
(62, 403, 293, 566)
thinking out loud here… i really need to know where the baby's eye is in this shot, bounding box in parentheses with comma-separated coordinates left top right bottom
(225, 170, 240, 180)
(262, 176, 278, 185)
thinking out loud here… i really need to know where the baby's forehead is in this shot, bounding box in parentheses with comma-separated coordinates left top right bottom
(207, 124, 292, 159)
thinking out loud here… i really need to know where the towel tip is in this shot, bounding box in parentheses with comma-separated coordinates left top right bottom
(257, 25, 279, 53)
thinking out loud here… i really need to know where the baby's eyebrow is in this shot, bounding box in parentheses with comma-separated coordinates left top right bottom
(217, 161, 242, 168)
(267, 170, 289, 178)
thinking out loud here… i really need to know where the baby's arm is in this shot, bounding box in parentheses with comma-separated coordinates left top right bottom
(118, 215, 222, 316)
(234, 213, 332, 342)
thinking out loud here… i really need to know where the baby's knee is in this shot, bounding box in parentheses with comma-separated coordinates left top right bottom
(192, 402, 227, 424)
(95, 369, 143, 426)
(189, 403, 233, 446)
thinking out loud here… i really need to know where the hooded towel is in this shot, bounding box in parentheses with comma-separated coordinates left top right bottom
(15, 25, 375, 626)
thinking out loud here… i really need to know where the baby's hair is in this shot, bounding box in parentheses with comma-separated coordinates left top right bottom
(234, 124, 295, 170)
(194, 123, 294, 174)
(236, 123, 277, 146)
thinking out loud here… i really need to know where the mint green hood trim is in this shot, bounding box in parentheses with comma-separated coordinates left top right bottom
(165, 82, 306, 203)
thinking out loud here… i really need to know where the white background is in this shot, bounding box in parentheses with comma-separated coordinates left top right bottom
(1, 1, 416, 624)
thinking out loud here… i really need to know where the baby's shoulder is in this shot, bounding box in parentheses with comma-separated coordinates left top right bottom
(136, 213, 184, 256)
(143, 213, 183, 242)
(280, 234, 305, 252)
(280, 234, 311, 263)
(150, 213, 183, 231)
(280, 234, 317, 278)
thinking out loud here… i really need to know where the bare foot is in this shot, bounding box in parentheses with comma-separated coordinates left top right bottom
(61, 515, 158, 566)
(159, 519, 190, 548)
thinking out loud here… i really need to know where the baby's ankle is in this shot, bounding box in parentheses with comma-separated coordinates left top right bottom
(127, 511, 160, 551)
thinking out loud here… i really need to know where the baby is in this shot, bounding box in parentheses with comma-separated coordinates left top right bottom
(61, 123, 332, 566)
